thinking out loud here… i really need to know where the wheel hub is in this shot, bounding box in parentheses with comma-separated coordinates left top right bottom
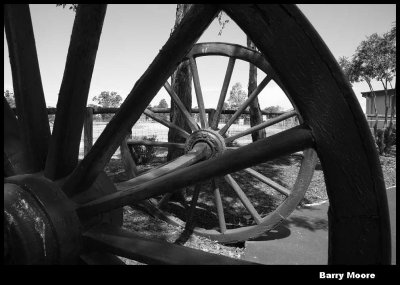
(184, 129, 226, 158)
(4, 174, 82, 264)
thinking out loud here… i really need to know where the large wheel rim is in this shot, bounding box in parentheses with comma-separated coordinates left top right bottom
(127, 42, 318, 243)
(4, 4, 390, 265)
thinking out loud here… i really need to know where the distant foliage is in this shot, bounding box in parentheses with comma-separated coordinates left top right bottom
(56, 4, 78, 12)
(337, 23, 396, 155)
(92, 91, 123, 120)
(157, 98, 169, 109)
(217, 11, 230, 36)
(4, 89, 15, 108)
(227, 82, 247, 109)
(156, 98, 169, 120)
(264, 105, 283, 114)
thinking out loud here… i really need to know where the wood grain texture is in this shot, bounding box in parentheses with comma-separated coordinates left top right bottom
(45, 5, 107, 180)
(221, 4, 390, 264)
(62, 5, 219, 197)
(77, 126, 314, 218)
(5, 4, 51, 172)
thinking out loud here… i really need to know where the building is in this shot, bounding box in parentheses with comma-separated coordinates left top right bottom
(361, 89, 396, 128)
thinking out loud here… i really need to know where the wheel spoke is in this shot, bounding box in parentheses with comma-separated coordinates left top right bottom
(164, 81, 199, 132)
(243, 168, 290, 196)
(5, 4, 51, 172)
(212, 179, 227, 233)
(225, 110, 297, 143)
(77, 125, 314, 218)
(44, 5, 107, 180)
(115, 143, 209, 191)
(211, 57, 236, 130)
(61, 5, 219, 197)
(224, 174, 262, 224)
(83, 224, 255, 265)
(185, 184, 202, 229)
(219, 74, 271, 136)
(127, 139, 185, 149)
(157, 193, 173, 209)
(143, 109, 190, 139)
(3, 98, 33, 175)
(189, 57, 208, 128)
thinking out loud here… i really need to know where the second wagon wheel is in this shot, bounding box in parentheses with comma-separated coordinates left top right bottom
(4, 4, 390, 264)
(125, 42, 317, 243)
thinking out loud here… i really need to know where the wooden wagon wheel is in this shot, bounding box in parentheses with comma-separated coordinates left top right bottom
(128, 42, 318, 244)
(4, 4, 390, 265)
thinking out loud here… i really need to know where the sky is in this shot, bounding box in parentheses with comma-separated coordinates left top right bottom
(4, 4, 396, 112)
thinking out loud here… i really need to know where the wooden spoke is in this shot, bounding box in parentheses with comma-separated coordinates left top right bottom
(143, 109, 190, 139)
(60, 5, 219, 198)
(185, 184, 202, 229)
(219, 74, 272, 135)
(243, 168, 290, 196)
(5, 4, 51, 172)
(83, 224, 255, 265)
(189, 57, 208, 128)
(3, 98, 33, 175)
(127, 139, 185, 149)
(83, 107, 94, 156)
(77, 126, 314, 218)
(225, 110, 297, 144)
(164, 81, 199, 132)
(211, 57, 236, 130)
(157, 193, 173, 209)
(224, 174, 262, 224)
(115, 142, 209, 192)
(212, 179, 227, 233)
(44, 5, 107, 180)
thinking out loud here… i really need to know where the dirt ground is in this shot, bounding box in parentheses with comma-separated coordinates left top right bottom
(104, 149, 396, 265)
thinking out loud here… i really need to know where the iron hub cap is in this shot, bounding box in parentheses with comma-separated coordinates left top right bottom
(184, 129, 226, 158)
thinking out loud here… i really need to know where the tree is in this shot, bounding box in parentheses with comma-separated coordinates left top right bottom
(351, 33, 381, 141)
(167, 4, 193, 162)
(227, 82, 247, 109)
(337, 56, 355, 86)
(378, 25, 396, 132)
(4, 89, 15, 108)
(264, 105, 283, 113)
(157, 98, 169, 109)
(156, 98, 169, 120)
(338, 24, 396, 155)
(247, 37, 266, 141)
(92, 91, 122, 120)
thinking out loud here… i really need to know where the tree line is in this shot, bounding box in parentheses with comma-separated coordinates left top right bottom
(338, 23, 396, 154)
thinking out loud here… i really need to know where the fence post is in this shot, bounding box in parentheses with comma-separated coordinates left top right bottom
(84, 107, 93, 156)
(120, 130, 138, 179)
(209, 108, 216, 127)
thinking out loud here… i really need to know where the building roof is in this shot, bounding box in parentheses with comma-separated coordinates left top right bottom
(361, 88, 396, 98)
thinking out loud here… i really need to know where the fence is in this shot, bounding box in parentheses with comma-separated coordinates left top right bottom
(44, 107, 298, 159)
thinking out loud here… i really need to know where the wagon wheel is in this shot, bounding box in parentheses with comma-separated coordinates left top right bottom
(128, 42, 317, 243)
(4, 4, 390, 265)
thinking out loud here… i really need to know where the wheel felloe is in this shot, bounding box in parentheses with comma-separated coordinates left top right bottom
(4, 174, 82, 264)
